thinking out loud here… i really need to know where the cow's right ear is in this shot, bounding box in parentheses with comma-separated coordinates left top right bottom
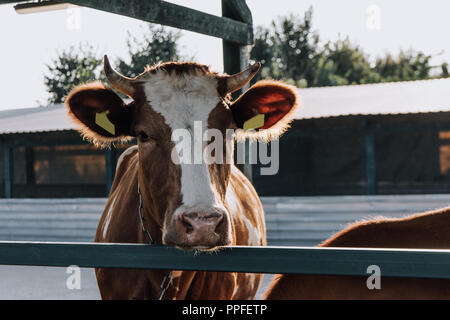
(66, 81, 134, 146)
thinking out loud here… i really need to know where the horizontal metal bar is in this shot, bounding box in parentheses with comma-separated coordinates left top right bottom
(0, 242, 449, 279)
(14, 0, 75, 13)
(0, 1, 26, 4)
(0, 1, 253, 43)
(290, 121, 450, 137)
(64, 0, 252, 44)
(222, 0, 252, 24)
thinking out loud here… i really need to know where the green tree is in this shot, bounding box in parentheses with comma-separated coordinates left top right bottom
(442, 62, 449, 78)
(250, 7, 320, 87)
(374, 50, 434, 82)
(251, 25, 275, 82)
(250, 10, 445, 87)
(116, 24, 182, 78)
(44, 43, 102, 104)
(315, 38, 381, 86)
(274, 10, 320, 86)
(44, 25, 182, 104)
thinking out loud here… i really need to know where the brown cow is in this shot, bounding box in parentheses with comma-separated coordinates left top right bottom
(66, 56, 299, 299)
(264, 207, 450, 299)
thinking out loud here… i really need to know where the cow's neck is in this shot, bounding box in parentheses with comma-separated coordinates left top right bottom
(136, 176, 165, 244)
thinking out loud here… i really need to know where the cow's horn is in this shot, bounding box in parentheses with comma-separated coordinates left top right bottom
(224, 62, 261, 93)
(103, 55, 136, 97)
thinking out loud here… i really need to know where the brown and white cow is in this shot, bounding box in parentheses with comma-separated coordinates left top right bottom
(264, 207, 450, 299)
(66, 56, 298, 299)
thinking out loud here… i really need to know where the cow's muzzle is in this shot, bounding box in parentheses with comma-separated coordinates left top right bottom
(163, 206, 231, 250)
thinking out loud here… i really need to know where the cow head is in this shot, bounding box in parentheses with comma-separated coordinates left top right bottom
(66, 55, 298, 250)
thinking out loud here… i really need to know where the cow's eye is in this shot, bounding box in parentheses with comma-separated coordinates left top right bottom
(138, 131, 150, 142)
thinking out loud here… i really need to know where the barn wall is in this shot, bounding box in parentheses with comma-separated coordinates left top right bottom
(252, 130, 366, 196)
(253, 113, 450, 196)
(375, 130, 442, 193)
(0, 148, 3, 196)
(0, 131, 134, 198)
(3, 114, 450, 198)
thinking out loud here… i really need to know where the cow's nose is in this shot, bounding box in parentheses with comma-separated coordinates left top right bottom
(175, 208, 228, 248)
(181, 210, 223, 234)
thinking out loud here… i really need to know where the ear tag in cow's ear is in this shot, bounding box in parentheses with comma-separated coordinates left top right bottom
(243, 113, 265, 131)
(95, 110, 116, 135)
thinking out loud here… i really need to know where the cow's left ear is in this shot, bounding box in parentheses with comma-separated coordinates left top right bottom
(230, 80, 299, 141)
(66, 81, 135, 146)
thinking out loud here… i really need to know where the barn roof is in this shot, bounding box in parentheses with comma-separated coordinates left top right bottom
(294, 77, 450, 119)
(0, 104, 73, 134)
(0, 77, 449, 134)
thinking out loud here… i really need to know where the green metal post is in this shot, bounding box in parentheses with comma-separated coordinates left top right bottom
(0, 242, 449, 280)
(105, 147, 116, 196)
(25, 147, 35, 185)
(222, 0, 253, 182)
(362, 119, 377, 195)
(3, 147, 13, 198)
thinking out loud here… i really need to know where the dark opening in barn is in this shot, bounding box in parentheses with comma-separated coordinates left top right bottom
(252, 77, 450, 196)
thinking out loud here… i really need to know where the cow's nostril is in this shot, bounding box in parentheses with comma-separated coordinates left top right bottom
(214, 216, 224, 233)
(182, 218, 194, 234)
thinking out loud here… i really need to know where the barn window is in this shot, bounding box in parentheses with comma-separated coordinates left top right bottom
(33, 145, 105, 184)
(439, 131, 450, 175)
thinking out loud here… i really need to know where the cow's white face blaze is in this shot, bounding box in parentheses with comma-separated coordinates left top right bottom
(66, 55, 298, 251)
(139, 68, 234, 249)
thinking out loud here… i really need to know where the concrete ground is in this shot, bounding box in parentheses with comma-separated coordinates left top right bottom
(0, 265, 274, 300)
(0, 266, 100, 300)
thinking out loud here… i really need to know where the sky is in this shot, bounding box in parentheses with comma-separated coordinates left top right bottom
(0, 0, 449, 111)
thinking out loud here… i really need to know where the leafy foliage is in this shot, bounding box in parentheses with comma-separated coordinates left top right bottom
(374, 51, 433, 82)
(251, 10, 320, 87)
(45, 9, 448, 104)
(250, 7, 446, 87)
(115, 24, 182, 78)
(44, 43, 103, 104)
(44, 25, 181, 104)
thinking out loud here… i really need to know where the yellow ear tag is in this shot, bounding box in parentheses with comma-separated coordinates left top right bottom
(95, 110, 116, 135)
(243, 113, 265, 131)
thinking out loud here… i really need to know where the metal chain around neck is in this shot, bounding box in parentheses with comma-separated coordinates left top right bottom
(137, 183, 155, 245)
(137, 182, 172, 300)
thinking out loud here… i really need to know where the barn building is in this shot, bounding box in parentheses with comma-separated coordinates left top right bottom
(0, 78, 449, 245)
(0, 79, 450, 198)
(1, 77, 449, 199)
(0, 104, 130, 198)
(253, 77, 450, 196)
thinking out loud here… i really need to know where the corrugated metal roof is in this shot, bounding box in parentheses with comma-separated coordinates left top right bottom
(0, 104, 75, 134)
(0, 78, 449, 134)
(294, 77, 450, 119)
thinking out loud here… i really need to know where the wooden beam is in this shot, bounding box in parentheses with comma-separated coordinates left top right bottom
(3, 147, 13, 198)
(0, 0, 25, 4)
(222, 0, 251, 74)
(2, 1, 253, 43)
(62, 0, 253, 44)
(105, 147, 116, 196)
(223, 0, 252, 24)
(0, 242, 450, 279)
(365, 133, 377, 195)
(222, 0, 253, 182)
(361, 119, 377, 195)
(25, 147, 35, 185)
(1, 0, 253, 43)
(288, 121, 450, 138)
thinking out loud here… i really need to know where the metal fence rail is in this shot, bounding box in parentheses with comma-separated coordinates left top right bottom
(0, 241, 449, 279)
